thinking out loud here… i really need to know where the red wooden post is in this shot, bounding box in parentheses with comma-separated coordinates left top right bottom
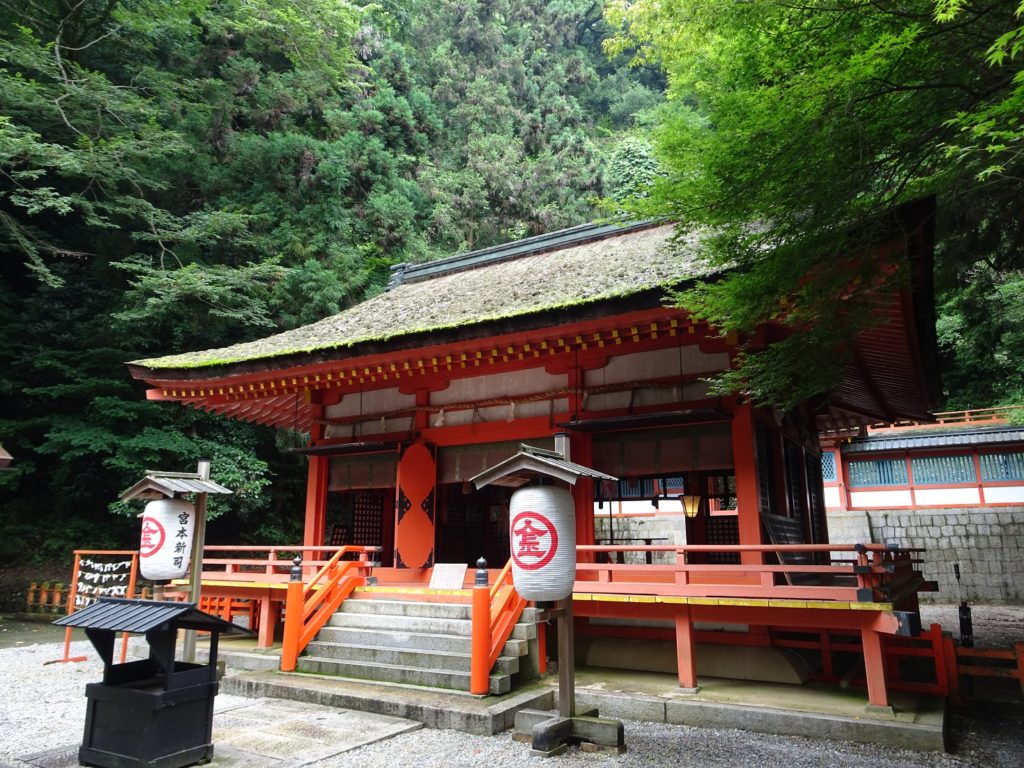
(470, 558, 491, 695)
(1015, 642, 1024, 698)
(820, 630, 834, 679)
(861, 627, 890, 708)
(674, 605, 699, 691)
(303, 456, 329, 548)
(120, 552, 139, 663)
(943, 634, 961, 704)
(730, 403, 762, 566)
(280, 557, 305, 672)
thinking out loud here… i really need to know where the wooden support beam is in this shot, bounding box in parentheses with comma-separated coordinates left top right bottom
(860, 627, 891, 709)
(674, 606, 699, 691)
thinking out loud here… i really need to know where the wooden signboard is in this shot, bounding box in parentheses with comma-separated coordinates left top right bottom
(428, 563, 468, 590)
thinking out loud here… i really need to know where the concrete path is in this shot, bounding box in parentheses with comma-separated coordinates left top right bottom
(11, 697, 421, 768)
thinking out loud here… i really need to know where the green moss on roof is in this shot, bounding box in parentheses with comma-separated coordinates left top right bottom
(132, 224, 702, 371)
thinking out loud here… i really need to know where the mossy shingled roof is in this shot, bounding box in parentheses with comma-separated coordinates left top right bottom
(131, 223, 701, 372)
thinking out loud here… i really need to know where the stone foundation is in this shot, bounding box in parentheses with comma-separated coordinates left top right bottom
(827, 507, 1024, 604)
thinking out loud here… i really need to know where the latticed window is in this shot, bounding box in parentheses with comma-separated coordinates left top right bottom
(980, 452, 1024, 482)
(784, 441, 805, 519)
(755, 425, 774, 516)
(911, 454, 976, 485)
(820, 452, 837, 482)
(847, 458, 908, 487)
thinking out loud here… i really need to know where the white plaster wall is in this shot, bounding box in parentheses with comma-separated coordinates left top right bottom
(431, 368, 567, 405)
(584, 346, 728, 387)
(913, 487, 980, 506)
(848, 489, 913, 507)
(324, 388, 415, 420)
(824, 486, 841, 509)
(983, 486, 1024, 504)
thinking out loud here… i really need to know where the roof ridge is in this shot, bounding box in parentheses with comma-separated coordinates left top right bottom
(387, 219, 661, 290)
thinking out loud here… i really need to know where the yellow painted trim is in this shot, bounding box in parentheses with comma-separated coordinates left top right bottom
(803, 600, 849, 610)
(685, 598, 721, 606)
(628, 595, 657, 603)
(714, 598, 771, 608)
(198, 580, 288, 590)
(658, 596, 690, 605)
(356, 586, 471, 596)
(849, 602, 893, 611)
(768, 599, 809, 609)
(591, 594, 632, 603)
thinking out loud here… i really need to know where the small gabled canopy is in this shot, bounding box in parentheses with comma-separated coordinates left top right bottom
(120, 471, 233, 501)
(54, 597, 248, 635)
(0, 443, 11, 470)
(470, 444, 618, 489)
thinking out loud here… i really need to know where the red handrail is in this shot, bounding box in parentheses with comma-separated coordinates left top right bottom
(280, 545, 379, 672)
(574, 542, 924, 604)
(470, 559, 528, 694)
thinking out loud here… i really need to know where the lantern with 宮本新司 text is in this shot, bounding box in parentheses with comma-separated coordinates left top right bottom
(508, 484, 575, 601)
(139, 498, 194, 580)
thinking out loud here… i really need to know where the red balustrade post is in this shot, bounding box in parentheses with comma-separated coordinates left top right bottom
(280, 557, 305, 673)
(470, 557, 491, 695)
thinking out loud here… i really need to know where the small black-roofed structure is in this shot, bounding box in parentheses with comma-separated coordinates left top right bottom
(55, 598, 249, 768)
(470, 444, 617, 489)
(119, 471, 233, 501)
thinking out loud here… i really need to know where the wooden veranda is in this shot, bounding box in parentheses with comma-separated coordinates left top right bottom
(165, 538, 940, 710)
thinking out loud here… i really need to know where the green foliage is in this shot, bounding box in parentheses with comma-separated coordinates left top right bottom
(604, 136, 661, 205)
(607, 0, 1024, 411)
(0, 0, 663, 560)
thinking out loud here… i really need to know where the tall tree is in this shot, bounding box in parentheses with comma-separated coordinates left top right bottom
(607, 1, 1024, 409)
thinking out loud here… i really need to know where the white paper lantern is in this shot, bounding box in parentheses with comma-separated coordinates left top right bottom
(140, 498, 195, 581)
(509, 485, 576, 601)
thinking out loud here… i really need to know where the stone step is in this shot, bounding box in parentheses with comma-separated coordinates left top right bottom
(342, 598, 540, 624)
(304, 641, 520, 676)
(341, 599, 473, 620)
(297, 656, 512, 695)
(222, 670, 555, 735)
(325, 611, 537, 640)
(313, 625, 529, 657)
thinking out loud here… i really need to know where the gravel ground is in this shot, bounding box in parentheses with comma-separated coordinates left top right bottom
(2, 607, 1022, 768)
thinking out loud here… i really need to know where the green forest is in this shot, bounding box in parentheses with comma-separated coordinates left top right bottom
(1, 1, 1022, 562)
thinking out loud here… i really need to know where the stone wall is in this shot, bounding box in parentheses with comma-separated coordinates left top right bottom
(593, 514, 687, 565)
(827, 507, 1024, 604)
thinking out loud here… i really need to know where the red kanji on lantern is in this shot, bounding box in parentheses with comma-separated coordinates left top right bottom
(139, 517, 166, 558)
(510, 511, 558, 570)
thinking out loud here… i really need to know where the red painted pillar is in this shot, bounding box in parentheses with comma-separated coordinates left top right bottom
(730, 402, 763, 565)
(861, 627, 890, 708)
(303, 404, 329, 548)
(675, 606, 699, 690)
(571, 432, 595, 549)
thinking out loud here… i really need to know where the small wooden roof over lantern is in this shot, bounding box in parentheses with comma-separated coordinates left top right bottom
(119, 471, 233, 502)
(0, 443, 12, 471)
(470, 444, 617, 490)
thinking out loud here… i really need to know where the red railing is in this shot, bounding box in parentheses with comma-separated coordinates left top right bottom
(196, 545, 362, 581)
(470, 559, 528, 694)
(868, 404, 1024, 433)
(573, 543, 925, 604)
(279, 545, 380, 672)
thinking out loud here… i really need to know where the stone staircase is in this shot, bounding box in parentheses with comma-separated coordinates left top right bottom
(296, 596, 540, 694)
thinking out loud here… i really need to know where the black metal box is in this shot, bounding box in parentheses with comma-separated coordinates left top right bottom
(55, 597, 248, 768)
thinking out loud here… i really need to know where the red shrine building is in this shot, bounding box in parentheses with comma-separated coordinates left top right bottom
(127, 201, 942, 709)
